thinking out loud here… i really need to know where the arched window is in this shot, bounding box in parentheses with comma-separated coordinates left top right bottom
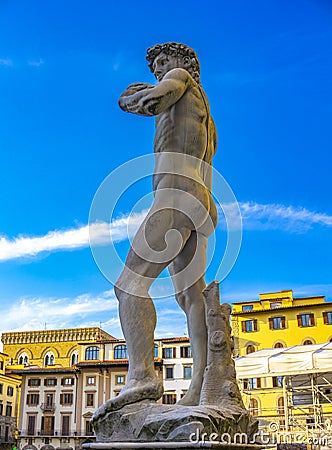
(274, 342, 284, 348)
(45, 352, 55, 366)
(71, 351, 78, 366)
(303, 339, 313, 345)
(154, 344, 159, 358)
(277, 396, 285, 415)
(246, 345, 255, 354)
(85, 346, 99, 361)
(18, 353, 29, 365)
(114, 345, 128, 359)
(248, 398, 259, 416)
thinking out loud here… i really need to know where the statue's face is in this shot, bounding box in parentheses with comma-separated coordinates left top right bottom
(152, 53, 180, 81)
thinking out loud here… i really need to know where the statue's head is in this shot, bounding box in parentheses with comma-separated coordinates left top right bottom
(146, 42, 200, 84)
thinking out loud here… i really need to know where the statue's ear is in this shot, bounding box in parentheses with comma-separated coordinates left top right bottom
(183, 56, 191, 68)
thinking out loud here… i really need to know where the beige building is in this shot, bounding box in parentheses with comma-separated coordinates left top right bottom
(2, 329, 193, 450)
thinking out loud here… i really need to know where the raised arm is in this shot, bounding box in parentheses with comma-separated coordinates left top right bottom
(118, 68, 190, 116)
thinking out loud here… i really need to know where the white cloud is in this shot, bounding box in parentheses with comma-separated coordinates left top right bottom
(0, 58, 13, 67)
(0, 290, 120, 335)
(0, 202, 330, 263)
(220, 201, 332, 233)
(0, 210, 148, 262)
(27, 58, 44, 67)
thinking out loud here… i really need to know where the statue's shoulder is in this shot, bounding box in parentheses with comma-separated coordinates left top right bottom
(163, 68, 193, 83)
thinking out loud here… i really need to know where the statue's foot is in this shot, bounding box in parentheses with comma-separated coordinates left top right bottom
(176, 388, 200, 406)
(92, 377, 163, 423)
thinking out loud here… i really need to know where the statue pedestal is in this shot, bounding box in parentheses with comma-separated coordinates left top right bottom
(87, 401, 258, 449)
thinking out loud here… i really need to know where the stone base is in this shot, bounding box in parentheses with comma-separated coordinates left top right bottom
(91, 401, 258, 445)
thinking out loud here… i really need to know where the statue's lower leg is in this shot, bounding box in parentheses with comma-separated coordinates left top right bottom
(92, 290, 163, 423)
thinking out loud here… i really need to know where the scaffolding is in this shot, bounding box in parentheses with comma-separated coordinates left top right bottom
(235, 343, 332, 446)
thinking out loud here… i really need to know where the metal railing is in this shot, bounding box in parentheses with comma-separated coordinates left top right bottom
(40, 403, 56, 412)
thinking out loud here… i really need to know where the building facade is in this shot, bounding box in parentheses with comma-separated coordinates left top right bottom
(232, 290, 332, 356)
(2, 329, 192, 450)
(2, 327, 114, 450)
(0, 352, 21, 450)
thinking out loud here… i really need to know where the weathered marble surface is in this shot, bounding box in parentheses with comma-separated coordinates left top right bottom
(92, 401, 258, 443)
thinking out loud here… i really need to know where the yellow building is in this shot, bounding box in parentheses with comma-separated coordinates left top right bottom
(0, 351, 21, 449)
(231, 289, 332, 357)
(1, 327, 114, 450)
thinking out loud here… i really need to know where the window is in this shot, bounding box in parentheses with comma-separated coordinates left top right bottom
(85, 346, 100, 360)
(85, 419, 94, 436)
(0, 401, 3, 415)
(5, 403, 12, 416)
(60, 393, 73, 405)
(162, 347, 176, 359)
(243, 378, 261, 389)
(274, 342, 284, 348)
(180, 346, 192, 358)
(269, 316, 286, 330)
(277, 396, 285, 415)
(165, 367, 174, 379)
(45, 378, 57, 386)
(7, 386, 14, 396)
(86, 393, 95, 407)
(183, 366, 192, 379)
(87, 376, 96, 385)
(248, 398, 259, 416)
(0, 361, 3, 370)
(26, 393, 40, 405)
(303, 339, 314, 345)
(0, 383, 2, 394)
(272, 376, 284, 388)
(270, 302, 282, 309)
(114, 345, 128, 359)
(61, 415, 70, 436)
(242, 319, 257, 332)
(27, 415, 36, 436)
(242, 304, 253, 311)
(323, 312, 332, 325)
(246, 345, 255, 354)
(44, 352, 55, 366)
(28, 378, 41, 387)
(297, 313, 314, 327)
(18, 353, 29, 365)
(116, 375, 125, 385)
(154, 344, 159, 358)
(249, 378, 261, 389)
(162, 393, 177, 404)
(71, 351, 78, 366)
(62, 377, 74, 386)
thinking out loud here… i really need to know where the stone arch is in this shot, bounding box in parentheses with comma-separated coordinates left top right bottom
(22, 445, 38, 450)
(14, 347, 34, 360)
(41, 346, 60, 359)
(40, 445, 55, 450)
(302, 337, 315, 345)
(65, 345, 79, 358)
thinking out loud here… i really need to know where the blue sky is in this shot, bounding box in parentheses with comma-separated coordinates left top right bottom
(0, 0, 331, 341)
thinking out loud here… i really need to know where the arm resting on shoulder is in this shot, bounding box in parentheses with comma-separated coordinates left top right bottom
(118, 68, 190, 116)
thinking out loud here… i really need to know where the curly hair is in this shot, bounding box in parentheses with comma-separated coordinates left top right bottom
(146, 42, 200, 84)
